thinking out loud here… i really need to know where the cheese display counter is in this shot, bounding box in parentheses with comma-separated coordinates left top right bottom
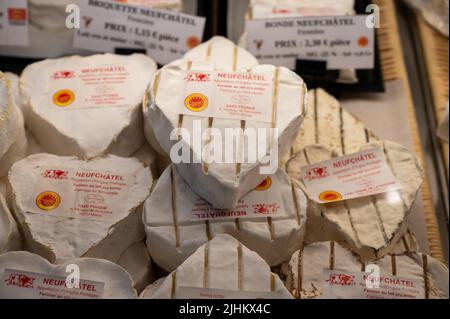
(0, 0, 448, 301)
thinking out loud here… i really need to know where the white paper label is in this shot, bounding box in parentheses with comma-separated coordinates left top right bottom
(0, 268, 104, 299)
(188, 176, 286, 221)
(23, 166, 132, 221)
(44, 63, 135, 110)
(177, 287, 291, 299)
(321, 270, 425, 299)
(180, 70, 274, 122)
(246, 15, 374, 70)
(73, 0, 205, 65)
(301, 147, 402, 204)
(0, 0, 29, 46)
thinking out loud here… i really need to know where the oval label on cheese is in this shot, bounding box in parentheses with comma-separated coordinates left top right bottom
(36, 191, 61, 211)
(319, 190, 342, 202)
(256, 177, 272, 191)
(53, 90, 75, 107)
(184, 93, 208, 112)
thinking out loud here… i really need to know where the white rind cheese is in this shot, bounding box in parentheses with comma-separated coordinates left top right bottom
(9, 154, 152, 264)
(140, 234, 293, 299)
(20, 54, 157, 159)
(0, 72, 28, 178)
(286, 141, 424, 261)
(281, 88, 378, 167)
(143, 165, 307, 272)
(144, 36, 259, 164)
(0, 194, 21, 253)
(0, 251, 137, 298)
(117, 241, 155, 293)
(4, 73, 25, 112)
(285, 241, 449, 299)
(145, 59, 307, 208)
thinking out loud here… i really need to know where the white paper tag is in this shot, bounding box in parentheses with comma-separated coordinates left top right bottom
(23, 166, 132, 221)
(300, 147, 402, 204)
(321, 270, 425, 299)
(180, 70, 274, 122)
(44, 63, 136, 110)
(246, 15, 374, 70)
(0, 0, 29, 47)
(177, 287, 291, 299)
(187, 176, 286, 221)
(73, 0, 205, 65)
(0, 268, 104, 299)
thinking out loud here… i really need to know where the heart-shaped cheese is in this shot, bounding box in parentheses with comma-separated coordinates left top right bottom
(285, 241, 448, 299)
(9, 154, 153, 263)
(281, 88, 379, 167)
(0, 72, 27, 177)
(20, 54, 157, 159)
(143, 165, 307, 272)
(144, 59, 307, 208)
(144, 36, 260, 166)
(286, 141, 424, 261)
(0, 251, 137, 298)
(140, 234, 293, 299)
(0, 194, 21, 253)
(117, 241, 155, 293)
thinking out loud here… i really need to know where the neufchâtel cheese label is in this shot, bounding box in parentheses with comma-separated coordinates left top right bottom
(179, 70, 274, 123)
(300, 147, 402, 204)
(321, 269, 424, 299)
(25, 166, 131, 221)
(0, 268, 104, 299)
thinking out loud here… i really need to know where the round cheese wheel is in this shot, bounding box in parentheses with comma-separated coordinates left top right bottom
(143, 165, 307, 272)
(9, 154, 153, 263)
(144, 59, 307, 208)
(0, 72, 27, 177)
(140, 234, 293, 299)
(285, 241, 448, 299)
(0, 251, 137, 298)
(286, 141, 424, 261)
(20, 54, 157, 159)
(0, 194, 21, 253)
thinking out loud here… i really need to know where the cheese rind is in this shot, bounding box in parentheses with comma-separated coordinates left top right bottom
(140, 234, 293, 299)
(0, 194, 21, 253)
(145, 59, 307, 209)
(286, 141, 423, 261)
(285, 241, 449, 299)
(9, 154, 152, 264)
(0, 251, 137, 298)
(143, 165, 307, 272)
(20, 54, 157, 159)
(0, 72, 28, 177)
(117, 241, 155, 293)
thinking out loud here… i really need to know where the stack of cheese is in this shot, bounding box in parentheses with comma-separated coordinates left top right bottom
(140, 235, 293, 299)
(143, 165, 307, 272)
(20, 54, 157, 159)
(284, 241, 448, 299)
(238, 0, 358, 83)
(144, 58, 307, 209)
(0, 72, 27, 178)
(0, 251, 137, 298)
(286, 141, 424, 261)
(0, 0, 183, 59)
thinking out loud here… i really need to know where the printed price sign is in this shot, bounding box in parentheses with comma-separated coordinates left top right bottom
(300, 147, 401, 204)
(74, 0, 205, 65)
(0, 0, 29, 46)
(246, 15, 374, 70)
